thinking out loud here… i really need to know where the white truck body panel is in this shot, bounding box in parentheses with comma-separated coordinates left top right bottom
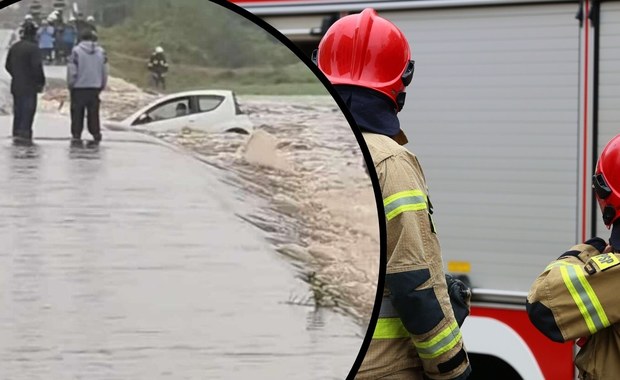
(595, 1, 620, 238)
(382, 3, 580, 291)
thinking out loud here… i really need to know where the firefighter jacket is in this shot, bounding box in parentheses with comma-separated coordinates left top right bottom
(148, 53, 169, 74)
(527, 238, 620, 380)
(357, 132, 471, 380)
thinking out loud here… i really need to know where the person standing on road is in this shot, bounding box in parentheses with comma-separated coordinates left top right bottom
(86, 16, 97, 33)
(19, 14, 38, 39)
(61, 18, 77, 64)
(67, 29, 108, 142)
(37, 19, 55, 64)
(315, 9, 472, 380)
(75, 14, 97, 44)
(5, 22, 45, 141)
(528, 134, 620, 380)
(52, 15, 66, 65)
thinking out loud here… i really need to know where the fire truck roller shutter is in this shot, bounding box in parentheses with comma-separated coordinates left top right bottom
(379, 3, 580, 292)
(595, 1, 620, 239)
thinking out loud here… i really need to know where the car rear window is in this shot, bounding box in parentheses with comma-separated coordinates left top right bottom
(198, 96, 225, 112)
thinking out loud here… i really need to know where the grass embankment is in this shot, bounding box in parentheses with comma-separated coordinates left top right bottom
(100, 24, 328, 95)
(99, 47, 327, 96)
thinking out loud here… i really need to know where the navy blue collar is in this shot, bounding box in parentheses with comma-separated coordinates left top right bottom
(334, 86, 401, 138)
(611, 221, 620, 251)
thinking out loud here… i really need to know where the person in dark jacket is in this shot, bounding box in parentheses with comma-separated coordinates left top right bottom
(19, 14, 38, 39)
(53, 19, 66, 64)
(5, 23, 45, 140)
(75, 13, 97, 43)
(86, 15, 97, 31)
(61, 20, 77, 63)
(67, 29, 108, 142)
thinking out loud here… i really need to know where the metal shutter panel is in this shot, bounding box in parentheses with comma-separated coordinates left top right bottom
(381, 3, 580, 291)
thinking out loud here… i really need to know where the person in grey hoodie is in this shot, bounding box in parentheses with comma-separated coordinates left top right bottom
(67, 29, 107, 142)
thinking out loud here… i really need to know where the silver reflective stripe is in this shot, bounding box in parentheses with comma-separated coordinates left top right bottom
(384, 195, 427, 215)
(563, 265, 609, 333)
(379, 297, 399, 318)
(415, 321, 462, 359)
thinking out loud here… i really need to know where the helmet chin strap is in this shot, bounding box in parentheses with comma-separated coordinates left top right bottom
(396, 92, 406, 112)
(396, 60, 414, 112)
(603, 206, 616, 227)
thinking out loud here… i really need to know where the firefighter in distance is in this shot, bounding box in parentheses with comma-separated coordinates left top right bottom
(148, 46, 169, 91)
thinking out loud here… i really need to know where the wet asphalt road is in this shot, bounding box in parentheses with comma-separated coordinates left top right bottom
(0, 30, 362, 379)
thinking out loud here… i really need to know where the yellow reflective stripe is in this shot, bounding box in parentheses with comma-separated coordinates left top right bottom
(373, 318, 410, 339)
(414, 320, 462, 359)
(560, 266, 597, 334)
(575, 268, 610, 328)
(383, 190, 427, 221)
(373, 318, 462, 359)
(546, 261, 610, 334)
(554, 263, 610, 334)
(383, 190, 426, 205)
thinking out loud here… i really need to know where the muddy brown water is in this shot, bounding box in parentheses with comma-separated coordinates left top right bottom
(155, 96, 380, 322)
(40, 79, 380, 324)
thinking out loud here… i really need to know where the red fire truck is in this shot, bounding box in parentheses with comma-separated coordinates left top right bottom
(232, 0, 619, 378)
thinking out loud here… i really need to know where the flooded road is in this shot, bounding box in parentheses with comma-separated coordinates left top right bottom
(38, 57, 380, 323)
(0, 29, 366, 379)
(0, 119, 362, 379)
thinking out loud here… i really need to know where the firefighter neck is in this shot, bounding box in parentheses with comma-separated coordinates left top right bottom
(334, 85, 407, 144)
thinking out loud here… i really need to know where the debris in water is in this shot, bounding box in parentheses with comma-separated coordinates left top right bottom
(241, 129, 292, 172)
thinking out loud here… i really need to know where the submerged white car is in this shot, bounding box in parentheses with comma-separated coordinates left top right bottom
(105, 90, 253, 134)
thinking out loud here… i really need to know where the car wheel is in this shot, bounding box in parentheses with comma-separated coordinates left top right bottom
(226, 128, 250, 135)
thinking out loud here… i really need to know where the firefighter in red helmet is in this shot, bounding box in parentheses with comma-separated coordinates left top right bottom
(528, 134, 620, 379)
(594, 135, 620, 237)
(315, 8, 472, 379)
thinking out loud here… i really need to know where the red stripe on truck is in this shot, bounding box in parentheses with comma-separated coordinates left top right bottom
(471, 307, 574, 380)
(582, 0, 590, 243)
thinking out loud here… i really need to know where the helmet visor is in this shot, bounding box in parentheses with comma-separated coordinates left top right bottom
(401, 60, 415, 87)
(593, 173, 612, 200)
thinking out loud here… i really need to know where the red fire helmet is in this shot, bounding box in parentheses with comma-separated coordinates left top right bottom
(594, 134, 620, 228)
(315, 8, 413, 111)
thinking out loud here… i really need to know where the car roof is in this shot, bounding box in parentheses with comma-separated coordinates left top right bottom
(155, 90, 234, 103)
